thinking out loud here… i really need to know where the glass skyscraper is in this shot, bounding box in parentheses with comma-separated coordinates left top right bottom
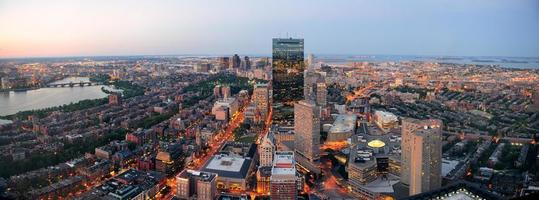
(272, 38, 305, 123)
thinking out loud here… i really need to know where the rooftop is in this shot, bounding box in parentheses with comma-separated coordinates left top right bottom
(271, 151, 296, 176)
(329, 114, 357, 134)
(215, 97, 237, 105)
(254, 83, 268, 88)
(201, 154, 252, 179)
(362, 173, 400, 193)
(367, 139, 386, 148)
(257, 166, 273, 177)
(83, 169, 165, 199)
(177, 169, 216, 182)
(400, 181, 502, 200)
(374, 110, 398, 122)
(219, 141, 257, 158)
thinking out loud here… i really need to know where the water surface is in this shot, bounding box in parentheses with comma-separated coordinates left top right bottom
(0, 77, 110, 116)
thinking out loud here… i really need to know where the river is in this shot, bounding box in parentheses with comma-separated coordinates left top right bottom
(0, 77, 114, 116)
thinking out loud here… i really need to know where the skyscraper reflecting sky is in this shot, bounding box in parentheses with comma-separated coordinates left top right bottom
(272, 38, 305, 122)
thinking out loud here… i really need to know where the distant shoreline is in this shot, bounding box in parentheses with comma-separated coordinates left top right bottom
(1, 54, 537, 69)
(0, 87, 39, 93)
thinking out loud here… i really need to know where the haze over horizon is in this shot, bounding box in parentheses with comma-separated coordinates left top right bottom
(1, 0, 538, 58)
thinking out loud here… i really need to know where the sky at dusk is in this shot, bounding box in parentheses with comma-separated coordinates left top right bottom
(0, 0, 538, 58)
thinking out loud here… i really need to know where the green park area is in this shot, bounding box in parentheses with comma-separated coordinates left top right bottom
(0, 129, 127, 178)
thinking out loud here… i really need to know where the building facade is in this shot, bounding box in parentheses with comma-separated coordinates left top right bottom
(272, 38, 305, 122)
(327, 114, 357, 142)
(176, 169, 217, 200)
(232, 54, 241, 69)
(303, 69, 326, 107)
(253, 83, 269, 119)
(219, 57, 230, 71)
(244, 56, 251, 70)
(270, 151, 297, 200)
(259, 133, 275, 167)
(315, 82, 327, 107)
(256, 166, 272, 195)
(401, 118, 443, 195)
(294, 100, 320, 162)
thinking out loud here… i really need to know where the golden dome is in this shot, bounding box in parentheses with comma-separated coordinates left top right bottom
(367, 139, 386, 148)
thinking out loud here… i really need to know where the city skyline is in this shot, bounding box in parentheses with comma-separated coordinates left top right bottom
(1, 37, 538, 199)
(1, 0, 538, 58)
(1, 1, 539, 200)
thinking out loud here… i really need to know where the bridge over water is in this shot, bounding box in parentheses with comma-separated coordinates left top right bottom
(46, 81, 102, 88)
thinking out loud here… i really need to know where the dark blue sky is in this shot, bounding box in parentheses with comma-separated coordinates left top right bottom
(1, 0, 538, 57)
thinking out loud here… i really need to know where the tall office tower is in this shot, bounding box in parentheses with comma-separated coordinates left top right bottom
(401, 118, 443, 195)
(303, 69, 326, 106)
(253, 83, 270, 119)
(219, 57, 230, 70)
(259, 132, 276, 167)
(306, 54, 315, 69)
(294, 100, 320, 162)
(316, 83, 327, 107)
(244, 56, 251, 70)
(272, 38, 305, 123)
(257, 57, 269, 68)
(270, 151, 297, 200)
(303, 70, 317, 100)
(232, 54, 241, 69)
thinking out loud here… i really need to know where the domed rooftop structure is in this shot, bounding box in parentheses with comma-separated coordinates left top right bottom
(367, 139, 386, 148)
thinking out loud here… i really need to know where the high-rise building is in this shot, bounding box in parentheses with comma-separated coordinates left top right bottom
(232, 54, 241, 69)
(219, 57, 230, 71)
(315, 83, 327, 107)
(272, 38, 305, 122)
(244, 56, 251, 70)
(194, 63, 211, 73)
(294, 100, 320, 162)
(401, 118, 442, 195)
(306, 53, 315, 69)
(253, 83, 269, 119)
(244, 103, 260, 124)
(259, 132, 276, 167)
(270, 151, 297, 200)
(176, 169, 217, 200)
(304, 69, 326, 106)
(256, 57, 269, 68)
